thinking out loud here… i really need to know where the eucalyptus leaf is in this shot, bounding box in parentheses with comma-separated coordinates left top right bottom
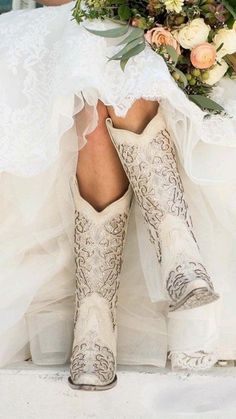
(189, 95, 224, 112)
(118, 27, 144, 45)
(85, 25, 129, 38)
(120, 58, 129, 71)
(109, 37, 145, 61)
(118, 41, 146, 61)
(166, 45, 178, 66)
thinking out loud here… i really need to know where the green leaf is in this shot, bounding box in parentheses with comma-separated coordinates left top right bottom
(118, 27, 144, 45)
(226, 15, 235, 29)
(120, 58, 129, 71)
(177, 55, 189, 65)
(112, 42, 146, 68)
(118, 5, 131, 21)
(85, 25, 129, 38)
(165, 45, 178, 66)
(117, 41, 145, 61)
(188, 95, 224, 112)
(110, 0, 126, 4)
(222, 0, 236, 19)
(109, 37, 145, 61)
(216, 42, 224, 53)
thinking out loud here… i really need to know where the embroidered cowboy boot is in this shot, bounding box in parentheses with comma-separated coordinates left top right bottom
(68, 178, 132, 391)
(169, 351, 217, 371)
(106, 109, 219, 312)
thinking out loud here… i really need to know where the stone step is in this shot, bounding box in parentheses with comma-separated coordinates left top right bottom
(1, 362, 236, 419)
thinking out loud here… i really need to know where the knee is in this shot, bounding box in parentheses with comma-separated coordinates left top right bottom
(107, 99, 159, 134)
(96, 100, 109, 123)
(84, 101, 112, 151)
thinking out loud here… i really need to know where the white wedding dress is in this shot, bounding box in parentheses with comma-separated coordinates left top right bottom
(1, 1, 236, 369)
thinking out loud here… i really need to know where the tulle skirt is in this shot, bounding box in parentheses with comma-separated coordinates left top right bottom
(0, 1, 236, 368)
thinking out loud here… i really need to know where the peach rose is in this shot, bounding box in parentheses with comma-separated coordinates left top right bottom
(145, 27, 181, 55)
(190, 43, 216, 69)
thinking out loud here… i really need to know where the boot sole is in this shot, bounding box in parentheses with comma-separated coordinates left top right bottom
(169, 287, 220, 312)
(68, 374, 118, 391)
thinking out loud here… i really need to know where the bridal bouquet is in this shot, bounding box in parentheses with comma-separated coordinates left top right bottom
(72, 0, 236, 112)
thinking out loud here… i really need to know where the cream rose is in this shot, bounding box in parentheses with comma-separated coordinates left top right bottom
(145, 27, 181, 54)
(214, 28, 236, 59)
(205, 60, 228, 86)
(175, 18, 210, 50)
(164, 0, 184, 14)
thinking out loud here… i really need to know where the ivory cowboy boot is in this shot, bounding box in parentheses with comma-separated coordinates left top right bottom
(169, 351, 217, 371)
(68, 178, 132, 391)
(106, 110, 219, 312)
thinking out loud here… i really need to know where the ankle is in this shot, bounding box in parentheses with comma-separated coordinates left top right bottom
(77, 183, 130, 212)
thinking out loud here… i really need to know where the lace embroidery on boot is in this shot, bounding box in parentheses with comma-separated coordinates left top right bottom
(74, 210, 128, 328)
(70, 343, 115, 383)
(111, 126, 217, 306)
(115, 129, 195, 263)
(169, 351, 217, 371)
(70, 343, 87, 379)
(70, 207, 129, 384)
(167, 261, 214, 303)
(93, 344, 116, 383)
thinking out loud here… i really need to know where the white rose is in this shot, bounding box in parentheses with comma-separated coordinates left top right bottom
(214, 28, 236, 59)
(205, 60, 228, 86)
(233, 21, 236, 31)
(175, 18, 210, 50)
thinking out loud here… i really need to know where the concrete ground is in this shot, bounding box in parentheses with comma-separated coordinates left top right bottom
(1, 362, 236, 419)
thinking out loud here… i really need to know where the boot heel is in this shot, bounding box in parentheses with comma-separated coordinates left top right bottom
(68, 375, 118, 391)
(169, 287, 220, 312)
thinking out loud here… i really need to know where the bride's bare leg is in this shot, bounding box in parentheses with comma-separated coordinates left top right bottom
(107, 98, 159, 134)
(77, 99, 159, 210)
(76, 101, 129, 211)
